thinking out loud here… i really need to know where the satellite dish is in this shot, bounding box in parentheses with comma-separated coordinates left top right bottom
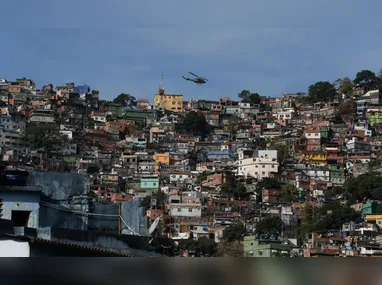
(149, 215, 162, 235)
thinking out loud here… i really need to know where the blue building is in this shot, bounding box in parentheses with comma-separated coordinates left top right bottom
(73, 85, 90, 95)
(206, 151, 235, 160)
(140, 175, 160, 192)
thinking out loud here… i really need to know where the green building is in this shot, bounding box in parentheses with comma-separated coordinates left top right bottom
(243, 236, 291, 257)
(320, 126, 330, 140)
(140, 175, 160, 192)
(329, 165, 345, 185)
(362, 202, 379, 215)
(366, 112, 382, 127)
(123, 109, 156, 128)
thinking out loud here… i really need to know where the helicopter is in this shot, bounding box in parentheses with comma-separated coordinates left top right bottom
(182, 72, 208, 85)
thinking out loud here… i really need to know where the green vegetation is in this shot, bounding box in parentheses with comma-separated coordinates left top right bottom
(344, 173, 382, 202)
(178, 234, 218, 257)
(307, 81, 337, 103)
(255, 178, 281, 203)
(25, 125, 68, 153)
(273, 143, 290, 165)
(113, 93, 137, 107)
(280, 184, 298, 203)
(222, 222, 245, 242)
(255, 216, 283, 235)
(338, 100, 356, 117)
(334, 77, 354, 98)
(183, 111, 211, 138)
(238, 90, 261, 104)
(225, 115, 241, 140)
(353, 69, 380, 90)
(220, 183, 248, 200)
(298, 204, 362, 238)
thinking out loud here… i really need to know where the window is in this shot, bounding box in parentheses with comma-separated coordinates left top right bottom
(262, 165, 265, 168)
(262, 172, 265, 175)
(177, 208, 181, 212)
(188, 208, 192, 212)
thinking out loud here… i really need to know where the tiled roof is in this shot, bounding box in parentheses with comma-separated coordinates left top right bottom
(31, 238, 135, 256)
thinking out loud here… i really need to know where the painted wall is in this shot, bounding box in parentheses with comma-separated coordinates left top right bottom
(0, 192, 40, 228)
(0, 238, 30, 257)
(27, 172, 89, 230)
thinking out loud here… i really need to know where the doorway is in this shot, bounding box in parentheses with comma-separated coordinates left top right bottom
(11, 210, 31, 227)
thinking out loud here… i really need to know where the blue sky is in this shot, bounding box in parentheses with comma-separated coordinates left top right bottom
(1, 0, 382, 102)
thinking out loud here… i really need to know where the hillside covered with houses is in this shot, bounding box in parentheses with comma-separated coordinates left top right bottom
(2, 69, 382, 257)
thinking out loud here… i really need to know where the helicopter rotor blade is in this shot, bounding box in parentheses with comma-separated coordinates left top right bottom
(189, 72, 199, 77)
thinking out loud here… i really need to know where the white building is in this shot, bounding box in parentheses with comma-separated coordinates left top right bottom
(276, 111, 293, 120)
(90, 114, 106, 123)
(169, 171, 193, 183)
(304, 128, 321, 140)
(168, 191, 202, 218)
(0, 114, 29, 156)
(28, 109, 55, 124)
(237, 150, 279, 179)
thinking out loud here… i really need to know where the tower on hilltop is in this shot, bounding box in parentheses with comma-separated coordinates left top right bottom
(154, 73, 183, 112)
(159, 73, 165, 95)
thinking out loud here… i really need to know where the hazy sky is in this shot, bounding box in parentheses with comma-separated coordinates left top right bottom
(1, 0, 382, 102)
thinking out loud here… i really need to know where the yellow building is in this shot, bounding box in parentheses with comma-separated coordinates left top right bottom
(365, 215, 382, 227)
(300, 152, 327, 163)
(154, 84, 183, 112)
(153, 152, 170, 172)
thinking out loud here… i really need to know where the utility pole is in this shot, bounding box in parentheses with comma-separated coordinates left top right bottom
(118, 203, 121, 234)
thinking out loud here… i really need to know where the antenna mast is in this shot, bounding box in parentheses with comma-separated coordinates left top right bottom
(159, 73, 165, 95)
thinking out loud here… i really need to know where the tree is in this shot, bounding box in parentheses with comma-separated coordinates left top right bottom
(299, 204, 363, 239)
(315, 204, 362, 232)
(25, 125, 68, 154)
(338, 100, 356, 117)
(353, 70, 379, 90)
(378, 68, 382, 81)
(222, 222, 244, 242)
(334, 77, 354, 98)
(255, 178, 281, 203)
(340, 77, 354, 98)
(298, 204, 317, 238)
(273, 144, 290, 165)
(368, 158, 381, 171)
(183, 111, 211, 138)
(140, 196, 151, 208)
(307, 81, 337, 103)
(218, 240, 243, 257)
(196, 171, 208, 184)
(238, 90, 261, 105)
(195, 237, 218, 256)
(220, 183, 249, 200)
(280, 184, 298, 202)
(254, 137, 267, 150)
(238, 90, 251, 101)
(225, 115, 241, 140)
(345, 173, 382, 202)
(113, 93, 137, 107)
(255, 216, 283, 236)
